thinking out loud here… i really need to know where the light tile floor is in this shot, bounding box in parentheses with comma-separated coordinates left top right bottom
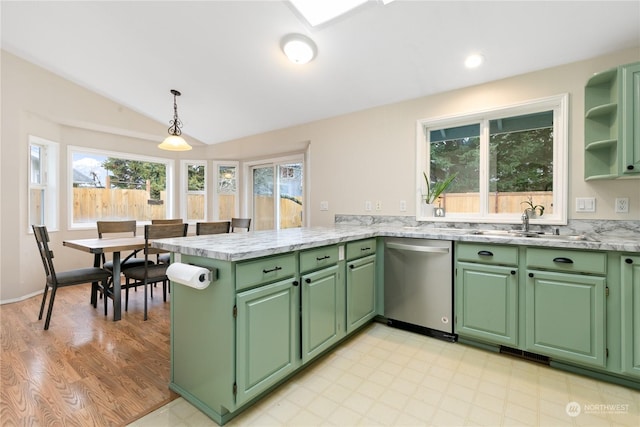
(130, 323, 640, 426)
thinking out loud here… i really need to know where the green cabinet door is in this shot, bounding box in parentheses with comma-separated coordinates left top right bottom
(621, 255, 640, 378)
(526, 270, 606, 367)
(301, 264, 344, 363)
(622, 62, 640, 175)
(235, 278, 299, 406)
(346, 254, 376, 333)
(456, 262, 518, 346)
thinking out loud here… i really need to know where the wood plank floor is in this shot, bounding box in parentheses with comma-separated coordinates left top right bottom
(0, 283, 177, 426)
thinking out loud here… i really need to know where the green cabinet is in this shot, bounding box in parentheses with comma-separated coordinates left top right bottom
(584, 61, 640, 179)
(622, 63, 640, 174)
(300, 245, 345, 364)
(525, 249, 607, 368)
(621, 255, 640, 379)
(455, 243, 519, 346)
(457, 262, 518, 346)
(346, 239, 377, 333)
(235, 276, 299, 406)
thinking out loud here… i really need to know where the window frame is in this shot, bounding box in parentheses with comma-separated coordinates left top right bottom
(212, 161, 240, 220)
(416, 94, 568, 225)
(243, 153, 306, 230)
(180, 160, 207, 223)
(28, 136, 59, 232)
(68, 146, 174, 230)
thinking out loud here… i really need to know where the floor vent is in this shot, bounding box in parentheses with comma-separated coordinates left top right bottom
(500, 346, 550, 365)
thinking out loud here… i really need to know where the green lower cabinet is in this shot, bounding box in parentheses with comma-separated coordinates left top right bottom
(301, 264, 345, 363)
(456, 262, 518, 346)
(235, 278, 299, 406)
(346, 254, 376, 333)
(621, 255, 640, 379)
(526, 270, 606, 368)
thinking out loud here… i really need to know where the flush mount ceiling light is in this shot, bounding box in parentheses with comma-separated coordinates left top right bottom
(281, 33, 317, 64)
(465, 53, 485, 69)
(158, 89, 192, 151)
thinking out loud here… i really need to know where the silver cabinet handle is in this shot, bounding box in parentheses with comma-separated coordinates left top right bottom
(386, 242, 449, 254)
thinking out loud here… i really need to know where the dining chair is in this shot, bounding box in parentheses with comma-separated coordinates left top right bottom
(151, 219, 185, 263)
(196, 221, 231, 235)
(95, 220, 153, 307)
(32, 225, 112, 330)
(230, 217, 251, 232)
(121, 223, 188, 320)
(151, 218, 183, 224)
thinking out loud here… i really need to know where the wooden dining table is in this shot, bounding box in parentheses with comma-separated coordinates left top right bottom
(63, 236, 147, 321)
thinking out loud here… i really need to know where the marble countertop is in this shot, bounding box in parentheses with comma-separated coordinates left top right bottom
(153, 224, 640, 262)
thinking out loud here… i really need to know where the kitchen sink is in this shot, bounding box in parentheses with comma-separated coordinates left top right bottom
(469, 229, 597, 242)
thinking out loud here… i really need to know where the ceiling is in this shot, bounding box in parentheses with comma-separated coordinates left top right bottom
(2, 1, 639, 146)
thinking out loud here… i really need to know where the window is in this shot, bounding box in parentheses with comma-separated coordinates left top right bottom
(29, 136, 58, 231)
(247, 156, 304, 231)
(69, 147, 173, 227)
(213, 162, 239, 220)
(417, 94, 568, 224)
(181, 161, 206, 222)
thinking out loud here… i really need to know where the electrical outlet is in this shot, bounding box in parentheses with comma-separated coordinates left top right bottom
(399, 200, 407, 212)
(615, 197, 629, 213)
(320, 201, 329, 211)
(365, 201, 372, 211)
(375, 200, 382, 211)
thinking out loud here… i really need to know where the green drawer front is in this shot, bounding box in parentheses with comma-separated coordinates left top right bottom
(236, 253, 297, 291)
(456, 243, 518, 266)
(300, 245, 339, 274)
(526, 248, 606, 275)
(346, 239, 376, 261)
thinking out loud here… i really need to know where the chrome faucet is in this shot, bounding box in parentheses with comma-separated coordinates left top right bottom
(521, 210, 530, 232)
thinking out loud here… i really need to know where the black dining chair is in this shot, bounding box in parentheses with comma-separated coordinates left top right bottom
(94, 220, 153, 310)
(151, 219, 185, 263)
(230, 218, 251, 232)
(121, 223, 188, 320)
(32, 225, 112, 330)
(196, 221, 231, 235)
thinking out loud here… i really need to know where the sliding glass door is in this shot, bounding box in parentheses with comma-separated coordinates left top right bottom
(252, 161, 303, 231)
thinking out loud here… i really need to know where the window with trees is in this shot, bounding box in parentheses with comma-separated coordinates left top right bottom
(417, 94, 568, 224)
(248, 156, 304, 231)
(214, 162, 239, 220)
(29, 136, 58, 231)
(69, 147, 173, 227)
(181, 161, 206, 222)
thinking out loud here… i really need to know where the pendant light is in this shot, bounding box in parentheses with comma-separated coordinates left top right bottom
(158, 89, 192, 151)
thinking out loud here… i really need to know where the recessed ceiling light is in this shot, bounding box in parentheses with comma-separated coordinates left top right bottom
(465, 54, 484, 69)
(289, 0, 368, 27)
(281, 34, 317, 64)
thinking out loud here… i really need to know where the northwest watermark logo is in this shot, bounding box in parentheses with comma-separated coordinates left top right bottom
(565, 402, 581, 417)
(566, 401, 630, 417)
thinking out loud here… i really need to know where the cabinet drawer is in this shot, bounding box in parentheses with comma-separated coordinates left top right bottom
(346, 238, 376, 261)
(236, 253, 297, 291)
(526, 248, 606, 275)
(456, 243, 518, 266)
(300, 245, 339, 274)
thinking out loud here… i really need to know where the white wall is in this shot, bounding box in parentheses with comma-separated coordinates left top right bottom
(2, 48, 639, 302)
(205, 47, 640, 227)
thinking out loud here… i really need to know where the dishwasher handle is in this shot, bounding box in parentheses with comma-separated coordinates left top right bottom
(386, 242, 450, 254)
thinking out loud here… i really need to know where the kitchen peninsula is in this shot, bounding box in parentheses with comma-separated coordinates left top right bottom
(153, 221, 640, 425)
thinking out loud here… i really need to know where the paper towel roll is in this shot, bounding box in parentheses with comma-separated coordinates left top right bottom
(166, 263, 211, 290)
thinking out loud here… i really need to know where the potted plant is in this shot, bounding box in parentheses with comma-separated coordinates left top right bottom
(521, 196, 544, 217)
(422, 172, 457, 216)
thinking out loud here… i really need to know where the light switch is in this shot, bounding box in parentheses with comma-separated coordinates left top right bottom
(320, 201, 329, 211)
(575, 197, 596, 212)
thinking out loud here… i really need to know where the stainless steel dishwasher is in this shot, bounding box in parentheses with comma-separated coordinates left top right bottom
(384, 237, 456, 342)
